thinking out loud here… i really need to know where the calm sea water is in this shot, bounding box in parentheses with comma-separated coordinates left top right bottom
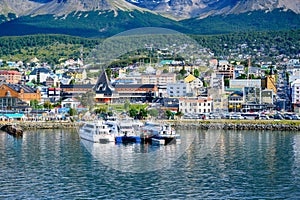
(0, 128, 300, 199)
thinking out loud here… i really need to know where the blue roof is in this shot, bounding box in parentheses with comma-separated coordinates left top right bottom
(3, 114, 25, 118)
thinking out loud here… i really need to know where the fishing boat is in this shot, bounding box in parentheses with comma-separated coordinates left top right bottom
(79, 121, 115, 143)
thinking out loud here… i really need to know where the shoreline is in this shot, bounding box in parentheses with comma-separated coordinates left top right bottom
(2, 120, 300, 131)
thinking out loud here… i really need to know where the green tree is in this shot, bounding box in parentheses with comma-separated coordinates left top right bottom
(106, 68, 112, 80)
(30, 99, 39, 109)
(129, 108, 138, 118)
(43, 101, 52, 110)
(94, 107, 107, 114)
(124, 100, 131, 111)
(175, 111, 183, 119)
(148, 109, 159, 118)
(165, 110, 173, 120)
(162, 69, 169, 73)
(69, 79, 76, 85)
(69, 108, 77, 116)
(80, 90, 95, 110)
(138, 108, 148, 120)
(179, 68, 187, 76)
(193, 69, 200, 77)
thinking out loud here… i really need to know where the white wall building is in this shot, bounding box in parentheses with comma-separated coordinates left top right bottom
(61, 98, 81, 109)
(291, 79, 300, 104)
(167, 81, 192, 97)
(230, 79, 261, 89)
(179, 97, 213, 114)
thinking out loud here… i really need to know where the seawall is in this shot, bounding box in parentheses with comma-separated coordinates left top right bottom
(2, 120, 300, 131)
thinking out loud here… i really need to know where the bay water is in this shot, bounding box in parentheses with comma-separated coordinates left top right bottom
(0, 128, 299, 199)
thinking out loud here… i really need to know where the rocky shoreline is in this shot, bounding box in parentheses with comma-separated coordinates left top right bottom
(1, 120, 300, 131)
(172, 122, 300, 131)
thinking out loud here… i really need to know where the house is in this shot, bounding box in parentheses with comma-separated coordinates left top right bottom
(28, 67, 51, 84)
(179, 97, 213, 114)
(48, 88, 62, 103)
(216, 60, 234, 79)
(0, 70, 22, 84)
(161, 98, 179, 112)
(0, 83, 41, 104)
(45, 74, 60, 87)
(228, 91, 243, 112)
(234, 65, 245, 78)
(261, 74, 276, 94)
(66, 68, 87, 80)
(61, 98, 81, 109)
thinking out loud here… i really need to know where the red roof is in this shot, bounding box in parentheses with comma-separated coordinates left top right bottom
(0, 70, 21, 75)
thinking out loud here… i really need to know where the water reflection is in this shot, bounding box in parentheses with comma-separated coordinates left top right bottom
(80, 129, 198, 173)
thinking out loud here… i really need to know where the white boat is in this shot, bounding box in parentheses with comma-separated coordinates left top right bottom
(151, 138, 165, 145)
(160, 124, 176, 135)
(79, 121, 115, 143)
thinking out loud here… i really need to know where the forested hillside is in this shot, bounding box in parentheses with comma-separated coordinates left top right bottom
(0, 30, 299, 64)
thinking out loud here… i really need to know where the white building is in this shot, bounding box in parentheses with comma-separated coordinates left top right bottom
(179, 97, 213, 114)
(291, 79, 300, 104)
(230, 79, 261, 89)
(141, 72, 176, 85)
(61, 98, 81, 109)
(167, 81, 192, 97)
(28, 67, 51, 83)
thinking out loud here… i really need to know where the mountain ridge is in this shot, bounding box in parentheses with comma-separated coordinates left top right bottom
(0, 0, 299, 19)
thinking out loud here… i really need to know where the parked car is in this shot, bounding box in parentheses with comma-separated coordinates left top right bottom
(274, 114, 284, 120)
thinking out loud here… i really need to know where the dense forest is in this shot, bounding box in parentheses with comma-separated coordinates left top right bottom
(0, 30, 299, 65)
(0, 9, 299, 38)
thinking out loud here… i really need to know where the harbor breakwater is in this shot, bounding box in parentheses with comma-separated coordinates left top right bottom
(2, 120, 300, 131)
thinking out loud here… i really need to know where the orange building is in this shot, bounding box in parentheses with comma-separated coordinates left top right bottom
(0, 70, 22, 84)
(0, 83, 41, 103)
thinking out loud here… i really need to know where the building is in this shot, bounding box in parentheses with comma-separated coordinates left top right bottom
(0, 83, 41, 104)
(115, 84, 158, 103)
(216, 60, 234, 79)
(0, 70, 22, 84)
(61, 98, 81, 109)
(179, 97, 213, 114)
(228, 91, 243, 112)
(60, 84, 94, 99)
(48, 88, 62, 103)
(291, 79, 300, 112)
(229, 79, 261, 89)
(263, 75, 277, 94)
(66, 68, 87, 80)
(167, 81, 192, 97)
(28, 68, 51, 84)
(141, 72, 176, 85)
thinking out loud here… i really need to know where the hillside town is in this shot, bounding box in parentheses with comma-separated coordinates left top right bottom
(0, 52, 300, 121)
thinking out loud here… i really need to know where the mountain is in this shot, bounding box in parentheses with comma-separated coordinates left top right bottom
(28, 0, 146, 16)
(127, 0, 300, 19)
(0, 0, 299, 37)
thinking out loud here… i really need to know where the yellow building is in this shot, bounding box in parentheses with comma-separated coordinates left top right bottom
(262, 75, 277, 94)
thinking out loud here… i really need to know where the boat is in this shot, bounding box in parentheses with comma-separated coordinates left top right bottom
(115, 120, 141, 143)
(105, 119, 141, 143)
(141, 122, 180, 144)
(79, 121, 115, 143)
(154, 124, 181, 144)
(151, 138, 165, 145)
